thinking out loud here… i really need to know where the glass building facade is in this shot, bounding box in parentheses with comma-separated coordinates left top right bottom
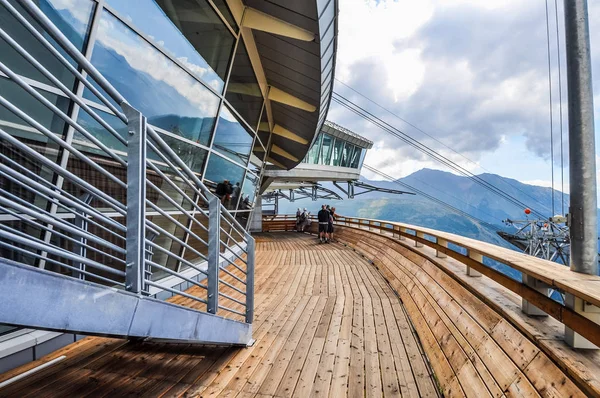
(0, 0, 265, 227)
(302, 121, 371, 169)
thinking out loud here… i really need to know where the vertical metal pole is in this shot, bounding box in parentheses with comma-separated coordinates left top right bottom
(564, 0, 598, 275)
(245, 235, 255, 324)
(124, 104, 147, 294)
(72, 194, 93, 280)
(207, 195, 221, 314)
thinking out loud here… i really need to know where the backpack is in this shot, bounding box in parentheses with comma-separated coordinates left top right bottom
(300, 212, 307, 221)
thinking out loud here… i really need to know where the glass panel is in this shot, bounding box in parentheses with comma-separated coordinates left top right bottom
(358, 147, 367, 169)
(320, 134, 334, 165)
(321, 54, 334, 81)
(225, 38, 263, 130)
(212, 105, 253, 166)
(212, 0, 238, 33)
(319, 0, 335, 36)
(105, 0, 234, 91)
(0, 76, 70, 143)
(321, 41, 334, 72)
(240, 172, 258, 210)
(306, 134, 322, 164)
(87, 10, 221, 147)
(320, 21, 334, 54)
(73, 107, 128, 154)
(317, 0, 331, 16)
(204, 153, 245, 207)
(0, 0, 95, 88)
(341, 142, 354, 167)
(159, 135, 208, 175)
(331, 137, 344, 166)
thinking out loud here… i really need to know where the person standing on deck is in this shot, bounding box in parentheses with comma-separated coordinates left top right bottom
(298, 208, 309, 232)
(296, 208, 302, 232)
(329, 206, 337, 242)
(317, 204, 330, 243)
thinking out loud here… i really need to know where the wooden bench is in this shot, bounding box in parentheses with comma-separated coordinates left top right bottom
(324, 224, 595, 397)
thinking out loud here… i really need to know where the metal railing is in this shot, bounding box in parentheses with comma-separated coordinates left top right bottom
(0, 0, 254, 324)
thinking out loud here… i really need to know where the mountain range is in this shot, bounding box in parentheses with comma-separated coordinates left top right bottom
(277, 168, 583, 251)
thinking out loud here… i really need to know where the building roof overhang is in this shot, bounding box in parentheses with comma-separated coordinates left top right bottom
(228, 0, 338, 170)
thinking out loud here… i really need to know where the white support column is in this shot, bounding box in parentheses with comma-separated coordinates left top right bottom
(436, 238, 448, 258)
(467, 250, 482, 277)
(564, 293, 600, 349)
(521, 275, 550, 316)
(414, 231, 424, 248)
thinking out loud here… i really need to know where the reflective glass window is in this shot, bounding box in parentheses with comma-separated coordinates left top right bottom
(358, 148, 367, 169)
(320, 134, 334, 165)
(204, 153, 245, 189)
(320, 22, 334, 55)
(319, 0, 335, 36)
(239, 172, 258, 210)
(212, 0, 238, 33)
(306, 134, 322, 164)
(321, 41, 334, 72)
(159, 135, 208, 175)
(0, 0, 95, 88)
(322, 54, 334, 81)
(0, 77, 70, 142)
(226, 38, 263, 130)
(350, 147, 362, 168)
(74, 106, 128, 154)
(317, 0, 331, 16)
(105, 0, 234, 92)
(0, 77, 68, 211)
(341, 142, 354, 167)
(212, 105, 253, 166)
(87, 10, 221, 147)
(331, 137, 344, 166)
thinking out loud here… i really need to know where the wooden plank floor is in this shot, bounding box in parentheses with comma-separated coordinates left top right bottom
(0, 233, 438, 397)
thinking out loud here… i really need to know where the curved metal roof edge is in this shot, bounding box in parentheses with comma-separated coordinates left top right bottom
(321, 120, 374, 149)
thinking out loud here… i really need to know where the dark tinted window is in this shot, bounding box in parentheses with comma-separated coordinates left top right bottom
(225, 38, 263, 130)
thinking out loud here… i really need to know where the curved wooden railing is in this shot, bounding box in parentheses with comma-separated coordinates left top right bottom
(263, 214, 600, 347)
(263, 214, 600, 396)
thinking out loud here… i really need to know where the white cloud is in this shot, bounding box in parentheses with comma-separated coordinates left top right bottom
(330, 0, 600, 188)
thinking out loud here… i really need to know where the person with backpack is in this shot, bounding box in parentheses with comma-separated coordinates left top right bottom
(317, 204, 330, 243)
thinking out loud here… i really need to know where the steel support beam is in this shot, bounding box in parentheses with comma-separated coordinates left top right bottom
(564, 0, 598, 275)
(0, 260, 252, 345)
(207, 196, 221, 315)
(564, 0, 599, 349)
(124, 104, 147, 294)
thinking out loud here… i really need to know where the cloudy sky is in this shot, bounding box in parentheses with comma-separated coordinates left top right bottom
(328, 0, 600, 192)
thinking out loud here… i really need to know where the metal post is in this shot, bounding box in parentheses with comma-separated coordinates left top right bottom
(124, 103, 147, 294)
(207, 195, 221, 314)
(72, 193, 93, 280)
(245, 235, 255, 324)
(564, 0, 598, 275)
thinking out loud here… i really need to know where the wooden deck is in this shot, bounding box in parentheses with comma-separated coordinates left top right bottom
(0, 233, 438, 397)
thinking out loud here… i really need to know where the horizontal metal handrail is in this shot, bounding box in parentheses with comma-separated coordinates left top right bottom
(0, 0, 255, 331)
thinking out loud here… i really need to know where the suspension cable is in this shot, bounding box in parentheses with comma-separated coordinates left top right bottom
(334, 78, 554, 213)
(554, 0, 565, 215)
(545, 0, 556, 216)
(332, 93, 549, 219)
